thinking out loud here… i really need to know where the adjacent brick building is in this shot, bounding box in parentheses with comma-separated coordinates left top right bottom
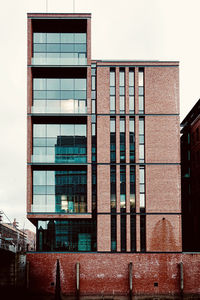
(26, 12, 198, 298)
(181, 99, 200, 251)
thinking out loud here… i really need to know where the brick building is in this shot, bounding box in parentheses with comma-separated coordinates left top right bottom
(181, 99, 200, 252)
(26, 12, 199, 298)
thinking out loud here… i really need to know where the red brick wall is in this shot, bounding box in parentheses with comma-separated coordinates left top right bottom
(145, 116, 180, 163)
(145, 67, 179, 114)
(146, 165, 181, 213)
(27, 253, 200, 296)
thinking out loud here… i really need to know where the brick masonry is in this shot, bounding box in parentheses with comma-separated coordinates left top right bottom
(27, 252, 200, 296)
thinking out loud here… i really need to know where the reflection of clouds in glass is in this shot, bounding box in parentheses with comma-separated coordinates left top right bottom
(61, 99, 74, 113)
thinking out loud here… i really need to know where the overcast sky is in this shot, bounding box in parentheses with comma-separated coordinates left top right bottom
(0, 0, 199, 231)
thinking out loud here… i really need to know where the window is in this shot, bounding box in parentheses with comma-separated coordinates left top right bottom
(120, 166, 126, 211)
(139, 166, 145, 209)
(120, 117, 125, 162)
(139, 117, 145, 163)
(129, 117, 135, 162)
(33, 78, 87, 114)
(110, 68, 115, 113)
(110, 118, 116, 162)
(119, 68, 125, 113)
(129, 68, 134, 113)
(33, 169, 87, 214)
(111, 215, 117, 252)
(91, 64, 96, 114)
(37, 219, 96, 252)
(33, 124, 87, 163)
(32, 33, 87, 65)
(111, 166, 116, 211)
(138, 68, 144, 114)
(130, 166, 135, 212)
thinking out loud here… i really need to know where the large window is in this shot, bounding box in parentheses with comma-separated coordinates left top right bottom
(32, 33, 87, 65)
(37, 220, 96, 252)
(32, 124, 87, 163)
(32, 78, 87, 114)
(32, 169, 87, 213)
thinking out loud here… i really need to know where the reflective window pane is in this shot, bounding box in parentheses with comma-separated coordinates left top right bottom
(33, 125, 46, 137)
(47, 33, 60, 43)
(33, 171, 46, 185)
(47, 125, 60, 137)
(34, 33, 46, 43)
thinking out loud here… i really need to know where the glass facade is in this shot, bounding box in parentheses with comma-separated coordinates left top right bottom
(32, 78, 87, 114)
(32, 33, 87, 65)
(32, 124, 87, 163)
(37, 219, 96, 252)
(32, 169, 87, 213)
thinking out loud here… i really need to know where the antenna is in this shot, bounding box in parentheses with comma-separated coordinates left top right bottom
(73, 0, 75, 13)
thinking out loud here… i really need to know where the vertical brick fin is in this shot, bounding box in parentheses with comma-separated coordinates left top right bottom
(87, 18, 91, 64)
(27, 165, 32, 213)
(97, 215, 111, 251)
(97, 116, 110, 163)
(96, 67, 110, 114)
(97, 165, 110, 213)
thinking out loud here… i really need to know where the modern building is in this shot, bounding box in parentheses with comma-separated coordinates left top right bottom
(181, 99, 200, 252)
(27, 12, 181, 254)
(26, 12, 195, 298)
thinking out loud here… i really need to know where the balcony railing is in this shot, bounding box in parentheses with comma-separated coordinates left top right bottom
(32, 57, 87, 66)
(31, 101, 87, 114)
(31, 154, 87, 164)
(31, 202, 87, 213)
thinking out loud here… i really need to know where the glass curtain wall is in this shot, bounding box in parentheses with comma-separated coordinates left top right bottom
(32, 124, 87, 163)
(32, 169, 87, 213)
(32, 78, 87, 114)
(32, 33, 87, 65)
(37, 219, 96, 252)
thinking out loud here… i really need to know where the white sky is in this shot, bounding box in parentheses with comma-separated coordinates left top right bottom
(0, 0, 199, 231)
